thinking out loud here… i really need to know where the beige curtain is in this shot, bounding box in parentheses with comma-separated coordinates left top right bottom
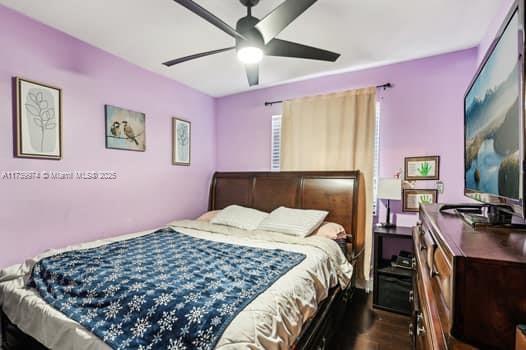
(281, 87, 376, 282)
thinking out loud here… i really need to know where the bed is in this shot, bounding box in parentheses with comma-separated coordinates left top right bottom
(0, 171, 361, 350)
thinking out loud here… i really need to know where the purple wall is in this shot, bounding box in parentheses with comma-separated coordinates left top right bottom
(215, 49, 478, 216)
(0, 6, 215, 268)
(0, 3, 510, 268)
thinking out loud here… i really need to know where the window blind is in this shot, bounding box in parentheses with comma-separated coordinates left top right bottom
(271, 115, 282, 171)
(372, 101, 381, 215)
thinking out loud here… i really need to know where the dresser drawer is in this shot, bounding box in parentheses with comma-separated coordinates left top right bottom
(422, 227, 436, 273)
(432, 244, 452, 311)
(517, 325, 526, 350)
(416, 222, 453, 312)
(414, 269, 434, 350)
(413, 225, 448, 350)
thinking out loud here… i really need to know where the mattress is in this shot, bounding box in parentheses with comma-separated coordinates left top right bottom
(0, 220, 353, 350)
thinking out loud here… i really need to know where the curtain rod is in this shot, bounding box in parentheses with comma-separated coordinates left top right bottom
(264, 82, 393, 106)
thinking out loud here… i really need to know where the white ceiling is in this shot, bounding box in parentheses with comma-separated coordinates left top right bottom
(0, 0, 502, 97)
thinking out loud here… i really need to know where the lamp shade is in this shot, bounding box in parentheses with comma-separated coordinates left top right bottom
(378, 178, 402, 200)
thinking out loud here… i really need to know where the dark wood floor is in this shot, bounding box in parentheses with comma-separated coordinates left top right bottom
(330, 289, 412, 350)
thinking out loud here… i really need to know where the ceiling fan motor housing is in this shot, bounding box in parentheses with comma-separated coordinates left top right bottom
(239, 0, 260, 7)
(236, 15, 264, 51)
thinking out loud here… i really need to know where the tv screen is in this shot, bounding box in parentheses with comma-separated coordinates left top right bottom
(465, 9, 521, 202)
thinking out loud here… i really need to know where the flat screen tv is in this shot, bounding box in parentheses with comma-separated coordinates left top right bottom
(464, 1, 525, 217)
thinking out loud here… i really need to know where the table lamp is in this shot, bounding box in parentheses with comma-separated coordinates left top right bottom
(378, 178, 402, 228)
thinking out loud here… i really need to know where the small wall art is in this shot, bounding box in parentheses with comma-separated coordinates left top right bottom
(404, 156, 440, 181)
(15, 77, 62, 159)
(172, 117, 191, 166)
(403, 189, 438, 212)
(105, 105, 145, 151)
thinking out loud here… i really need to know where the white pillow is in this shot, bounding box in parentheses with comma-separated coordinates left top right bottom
(210, 205, 268, 230)
(257, 206, 329, 237)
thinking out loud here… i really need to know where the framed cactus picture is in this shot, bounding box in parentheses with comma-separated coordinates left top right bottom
(15, 77, 62, 159)
(404, 156, 440, 181)
(403, 189, 438, 212)
(172, 117, 191, 166)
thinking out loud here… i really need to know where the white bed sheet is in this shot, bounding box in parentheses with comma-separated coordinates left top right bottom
(0, 220, 353, 350)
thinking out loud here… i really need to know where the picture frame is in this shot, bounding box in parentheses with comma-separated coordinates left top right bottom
(15, 77, 63, 160)
(404, 156, 440, 181)
(172, 117, 191, 166)
(403, 189, 438, 212)
(105, 105, 146, 152)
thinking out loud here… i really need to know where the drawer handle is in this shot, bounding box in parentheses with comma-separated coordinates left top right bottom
(409, 323, 414, 337)
(409, 290, 414, 303)
(417, 324, 426, 336)
(416, 312, 426, 336)
(317, 337, 326, 350)
(411, 257, 416, 269)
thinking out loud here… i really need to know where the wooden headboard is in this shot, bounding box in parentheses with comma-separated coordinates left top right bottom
(208, 171, 360, 247)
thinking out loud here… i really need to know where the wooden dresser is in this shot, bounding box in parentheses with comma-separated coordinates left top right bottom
(411, 204, 526, 350)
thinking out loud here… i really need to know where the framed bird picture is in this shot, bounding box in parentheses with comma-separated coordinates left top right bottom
(172, 117, 191, 166)
(105, 105, 145, 152)
(15, 77, 62, 159)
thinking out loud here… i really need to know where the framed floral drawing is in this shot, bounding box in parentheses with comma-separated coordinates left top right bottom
(15, 77, 62, 159)
(403, 189, 438, 212)
(404, 156, 440, 181)
(172, 118, 191, 166)
(105, 105, 146, 151)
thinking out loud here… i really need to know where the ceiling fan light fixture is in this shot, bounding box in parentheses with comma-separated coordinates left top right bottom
(237, 46, 263, 64)
(168, 0, 340, 87)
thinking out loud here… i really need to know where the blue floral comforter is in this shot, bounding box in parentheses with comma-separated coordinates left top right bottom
(30, 227, 306, 350)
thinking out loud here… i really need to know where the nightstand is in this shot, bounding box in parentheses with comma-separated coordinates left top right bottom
(372, 226, 414, 315)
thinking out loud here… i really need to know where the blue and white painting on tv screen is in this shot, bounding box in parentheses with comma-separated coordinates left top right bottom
(465, 10, 521, 200)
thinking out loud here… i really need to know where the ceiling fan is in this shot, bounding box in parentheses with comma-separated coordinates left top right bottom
(163, 0, 341, 87)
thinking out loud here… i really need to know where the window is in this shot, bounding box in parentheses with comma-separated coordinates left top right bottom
(271, 115, 282, 171)
(372, 101, 381, 215)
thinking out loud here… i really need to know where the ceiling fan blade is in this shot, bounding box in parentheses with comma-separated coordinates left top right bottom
(173, 0, 246, 41)
(163, 47, 235, 66)
(254, 0, 317, 44)
(265, 39, 340, 62)
(245, 64, 259, 86)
